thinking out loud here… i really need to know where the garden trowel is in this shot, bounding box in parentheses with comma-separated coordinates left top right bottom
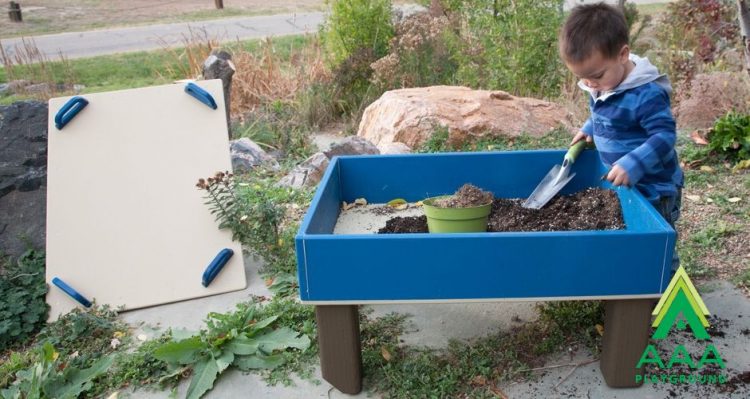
(522, 141, 587, 209)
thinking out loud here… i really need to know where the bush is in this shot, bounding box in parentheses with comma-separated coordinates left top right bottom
(655, 0, 741, 84)
(709, 112, 750, 162)
(0, 249, 48, 351)
(321, 0, 394, 67)
(371, 13, 458, 90)
(454, 0, 564, 97)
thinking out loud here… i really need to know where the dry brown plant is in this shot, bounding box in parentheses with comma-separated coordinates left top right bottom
(0, 38, 77, 100)
(229, 36, 329, 119)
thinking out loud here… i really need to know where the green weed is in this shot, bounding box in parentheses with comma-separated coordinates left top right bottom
(0, 249, 48, 351)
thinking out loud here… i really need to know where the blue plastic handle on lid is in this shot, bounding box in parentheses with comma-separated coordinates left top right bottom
(51, 277, 92, 307)
(202, 248, 234, 287)
(184, 82, 218, 110)
(54, 96, 89, 130)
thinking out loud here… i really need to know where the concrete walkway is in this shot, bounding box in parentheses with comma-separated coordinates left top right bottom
(0, 12, 325, 60)
(121, 250, 750, 399)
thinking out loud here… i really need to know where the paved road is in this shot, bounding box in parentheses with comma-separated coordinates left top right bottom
(0, 12, 325, 60)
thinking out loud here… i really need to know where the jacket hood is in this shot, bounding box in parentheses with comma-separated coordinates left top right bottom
(579, 54, 672, 101)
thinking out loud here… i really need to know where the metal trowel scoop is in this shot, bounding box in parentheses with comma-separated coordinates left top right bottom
(522, 141, 587, 209)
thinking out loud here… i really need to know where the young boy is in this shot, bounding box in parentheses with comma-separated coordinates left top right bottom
(560, 3, 683, 271)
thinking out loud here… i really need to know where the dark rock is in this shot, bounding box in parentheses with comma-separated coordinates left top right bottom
(324, 136, 380, 158)
(230, 137, 279, 173)
(0, 101, 48, 258)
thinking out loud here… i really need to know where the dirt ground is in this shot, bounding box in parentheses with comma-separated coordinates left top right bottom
(1, 0, 326, 38)
(379, 188, 625, 233)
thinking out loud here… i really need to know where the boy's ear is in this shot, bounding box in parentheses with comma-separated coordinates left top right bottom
(619, 45, 631, 63)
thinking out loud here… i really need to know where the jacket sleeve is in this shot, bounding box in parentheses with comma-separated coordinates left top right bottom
(581, 117, 594, 136)
(614, 89, 676, 185)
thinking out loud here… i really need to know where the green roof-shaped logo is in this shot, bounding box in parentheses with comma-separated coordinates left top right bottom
(652, 266, 710, 340)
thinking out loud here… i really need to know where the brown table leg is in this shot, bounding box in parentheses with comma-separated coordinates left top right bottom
(600, 299, 654, 388)
(315, 305, 362, 394)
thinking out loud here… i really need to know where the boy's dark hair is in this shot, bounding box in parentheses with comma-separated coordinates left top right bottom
(559, 3, 629, 63)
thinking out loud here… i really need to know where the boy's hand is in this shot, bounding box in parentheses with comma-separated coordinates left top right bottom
(606, 165, 630, 186)
(570, 130, 593, 146)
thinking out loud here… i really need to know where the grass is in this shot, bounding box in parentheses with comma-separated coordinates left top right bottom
(676, 136, 750, 285)
(0, 34, 313, 105)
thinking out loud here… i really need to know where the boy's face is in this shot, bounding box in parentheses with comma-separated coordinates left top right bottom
(565, 45, 632, 92)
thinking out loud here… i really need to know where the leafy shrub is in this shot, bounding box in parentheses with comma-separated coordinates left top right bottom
(0, 249, 48, 351)
(709, 112, 750, 162)
(196, 170, 312, 276)
(454, 0, 564, 97)
(321, 0, 394, 67)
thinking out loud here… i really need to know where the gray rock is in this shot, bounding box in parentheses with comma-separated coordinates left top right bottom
(0, 101, 49, 258)
(230, 137, 279, 173)
(323, 136, 380, 158)
(203, 49, 236, 130)
(277, 152, 329, 189)
(7, 79, 30, 94)
(24, 82, 52, 95)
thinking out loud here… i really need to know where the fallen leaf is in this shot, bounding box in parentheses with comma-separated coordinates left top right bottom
(727, 197, 741, 203)
(354, 198, 367, 206)
(686, 195, 701, 202)
(381, 347, 392, 362)
(110, 338, 121, 349)
(595, 324, 604, 336)
(690, 129, 709, 145)
(471, 375, 488, 386)
(733, 160, 750, 172)
(699, 165, 714, 173)
(265, 278, 274, 287)
(113, 331, 125, 339)
(107, 393, 119, 399)
(415, 201, 423, 206)
(394, 204, 408, 210)
(342, 201, 355, 211)
(387, 198, 407, 208)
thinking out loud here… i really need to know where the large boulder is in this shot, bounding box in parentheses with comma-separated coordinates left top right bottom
(0, 101, 48, 258)
(673, 72, 750, 130)
(357, 86, 573, 152)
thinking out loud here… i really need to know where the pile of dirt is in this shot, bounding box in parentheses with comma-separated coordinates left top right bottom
(378, 215, 428, 233)
(378, 188, 624, 233)
(488, 188, 624, 232)
(432, 184, 493, 208)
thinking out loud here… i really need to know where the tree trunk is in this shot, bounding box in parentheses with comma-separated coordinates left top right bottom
(214, 0, 224, 10)
(738, 0, 750, 75)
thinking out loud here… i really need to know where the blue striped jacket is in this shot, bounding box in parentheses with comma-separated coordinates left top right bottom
(580, 55, 683, 201)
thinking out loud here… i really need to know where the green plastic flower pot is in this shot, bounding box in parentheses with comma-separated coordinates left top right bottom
(422, 196, 492, 233)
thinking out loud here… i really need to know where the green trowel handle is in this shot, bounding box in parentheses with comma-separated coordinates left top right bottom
(564, 141, 588, 164)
